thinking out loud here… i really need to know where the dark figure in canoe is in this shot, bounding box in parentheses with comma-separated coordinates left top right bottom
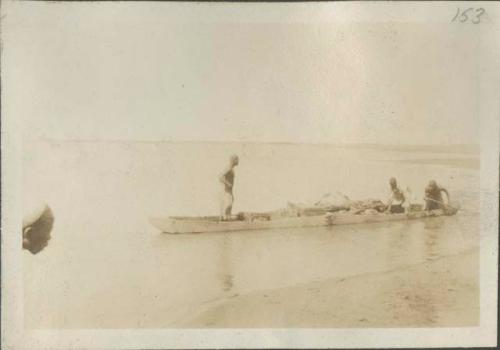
(23, 202, 54, 254)
(219, 155, 239, 221)
(425, 180, 450, 210)
(386, 177, 406, 214)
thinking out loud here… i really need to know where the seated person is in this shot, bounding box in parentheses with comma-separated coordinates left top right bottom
(386, 177, 406, 214)
(424, 180, 450, 211)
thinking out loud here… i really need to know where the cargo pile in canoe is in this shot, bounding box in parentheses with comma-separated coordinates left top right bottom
(149, 204, 458, 234)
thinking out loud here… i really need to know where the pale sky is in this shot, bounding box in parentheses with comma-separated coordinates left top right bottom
(4, 3, 480, 145)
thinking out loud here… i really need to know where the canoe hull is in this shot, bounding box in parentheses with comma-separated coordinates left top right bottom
(149, 208, 457, 234)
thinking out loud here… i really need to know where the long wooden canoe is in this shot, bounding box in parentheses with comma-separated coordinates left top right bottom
(149, 207, 458, 234)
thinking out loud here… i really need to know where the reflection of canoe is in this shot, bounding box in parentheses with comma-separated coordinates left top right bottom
(149, 207, 458, 234)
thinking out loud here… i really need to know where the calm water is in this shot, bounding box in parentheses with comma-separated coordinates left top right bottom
(23, 141, 479, 328)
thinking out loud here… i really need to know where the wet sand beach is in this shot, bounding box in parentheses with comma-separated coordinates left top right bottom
(187, 248, 478, 328)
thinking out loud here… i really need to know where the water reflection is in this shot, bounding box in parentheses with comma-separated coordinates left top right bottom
(424, 217, 445, 231)
(221, 274, 234, 292)
(217, 235, 235, 294)
(385, 222, 413, 268)
(423, 217, 445, 261)
(382, 216, 452, 269)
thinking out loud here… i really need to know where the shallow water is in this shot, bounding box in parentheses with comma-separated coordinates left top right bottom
(23, 141, 479, 328)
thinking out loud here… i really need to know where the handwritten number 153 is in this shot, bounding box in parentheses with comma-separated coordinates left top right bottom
(452, 8, 485, 24)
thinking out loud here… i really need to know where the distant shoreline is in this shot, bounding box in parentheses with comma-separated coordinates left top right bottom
(383, 157, 480, 170)
(26, 138, 480, 155)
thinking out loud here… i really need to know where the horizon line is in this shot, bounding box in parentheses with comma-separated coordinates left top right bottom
(25, 138, 480, 148)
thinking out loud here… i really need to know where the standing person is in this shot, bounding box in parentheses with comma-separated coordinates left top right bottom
(386, 177, 406, 213)
(424, 180, 450, 210)
(219, 155, 239, 221)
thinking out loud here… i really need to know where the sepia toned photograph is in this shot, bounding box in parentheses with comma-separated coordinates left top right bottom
(2, 1, 499, 349)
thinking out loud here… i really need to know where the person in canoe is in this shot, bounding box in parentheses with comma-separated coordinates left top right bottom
(385, 177, 406, 214)
(219, 154, 239, 221)
(424, 180, 450, 210)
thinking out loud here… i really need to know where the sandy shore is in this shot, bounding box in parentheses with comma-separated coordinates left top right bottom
(185, 248, 478, 328)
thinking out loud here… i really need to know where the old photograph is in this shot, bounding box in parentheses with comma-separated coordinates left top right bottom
(2, 1, 499, 349)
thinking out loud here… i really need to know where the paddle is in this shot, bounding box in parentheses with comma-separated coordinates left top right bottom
(424, 197, 458, 211)
(405, 186, 414, 206)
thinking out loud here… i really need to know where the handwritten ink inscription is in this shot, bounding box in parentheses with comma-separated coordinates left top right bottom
(452, 8, 486, 24)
